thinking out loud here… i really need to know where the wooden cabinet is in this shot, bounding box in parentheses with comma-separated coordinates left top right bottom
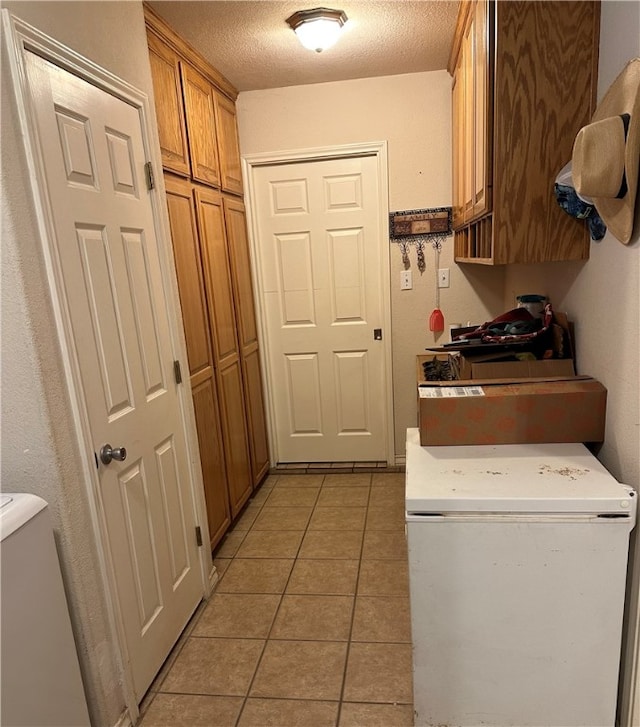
(145, 4, 269, 546)
(146, 7, 242, 196)
(223, 197, 270, 485)
(216, 93, 244, 196)
(181, 64, 221, 188)
(450, 0, 599, 264)
(163, 175, 230, 549)
(146, 31, 190, 178)
(195, 186, 252, 516)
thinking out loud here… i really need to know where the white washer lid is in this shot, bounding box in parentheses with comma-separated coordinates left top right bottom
(0, 493, 48, 540)
(405, 428, 635, 515)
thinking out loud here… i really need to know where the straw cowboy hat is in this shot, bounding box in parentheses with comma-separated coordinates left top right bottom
(572, 58, 640, 244)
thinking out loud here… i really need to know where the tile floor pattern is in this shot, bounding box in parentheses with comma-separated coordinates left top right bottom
(139, 472, 414, 727)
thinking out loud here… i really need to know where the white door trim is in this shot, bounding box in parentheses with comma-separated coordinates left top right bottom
(242, 142, 394, 466)
(2, 12, 213, 722)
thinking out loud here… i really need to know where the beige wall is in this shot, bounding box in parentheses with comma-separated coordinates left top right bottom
(505, 1, 640, 492)
(506, 4, 640, 720)
(237, 72, 505, 458)
(1, 2, 157, 724)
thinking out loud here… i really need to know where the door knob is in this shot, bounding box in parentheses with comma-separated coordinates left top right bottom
(100, 443, 127, 465)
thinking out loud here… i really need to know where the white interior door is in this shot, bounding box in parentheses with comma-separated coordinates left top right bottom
(24, 51, 202, 700)
(252, 154, 389, 462)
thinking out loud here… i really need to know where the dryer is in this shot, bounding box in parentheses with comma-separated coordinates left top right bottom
(1, 493, 90, 726)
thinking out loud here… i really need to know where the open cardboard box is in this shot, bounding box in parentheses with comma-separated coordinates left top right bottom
(424, 311, 577, 381)
(417, 377, 606, 446)
(453, 354, 575, 380)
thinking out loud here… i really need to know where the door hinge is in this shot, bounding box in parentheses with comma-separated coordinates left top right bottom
(373, 328, 382, 340)
(173, 360, 183, 384)
(195, 526, 203, 547)
(144, 161, 155, 190)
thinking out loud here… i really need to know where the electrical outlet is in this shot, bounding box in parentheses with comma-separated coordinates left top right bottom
(400, 270, 412, 290)
(438, 268, 450, 288)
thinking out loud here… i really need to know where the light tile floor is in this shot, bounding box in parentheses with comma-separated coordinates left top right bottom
(139, 472, 413, 727)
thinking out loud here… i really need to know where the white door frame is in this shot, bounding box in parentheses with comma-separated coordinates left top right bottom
(243, 142, 395, 466)
(2, 13, 213, 723)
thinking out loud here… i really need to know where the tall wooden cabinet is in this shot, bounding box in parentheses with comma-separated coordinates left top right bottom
(450, 0, 600, 264)
(145, 5, 269, 548)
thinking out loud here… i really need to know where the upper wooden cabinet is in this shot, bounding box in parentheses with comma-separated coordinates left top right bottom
(181, 64, 221, 188)
(450, 0, 600, 264)
(144, 4, 270, 546)
(146, 31, 190, 178)
(145, 5, 243, 196)
(216, 93, 244, 196)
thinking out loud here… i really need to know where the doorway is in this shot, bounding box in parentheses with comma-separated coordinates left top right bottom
(4, 15, 210, 715)
(244, 143, 393, 465)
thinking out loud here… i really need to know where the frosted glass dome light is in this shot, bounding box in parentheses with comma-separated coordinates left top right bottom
(286, 8, 348, 53)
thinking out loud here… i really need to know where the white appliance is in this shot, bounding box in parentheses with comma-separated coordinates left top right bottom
(1, 493, 91, 727)
(405, 428, 636, 727)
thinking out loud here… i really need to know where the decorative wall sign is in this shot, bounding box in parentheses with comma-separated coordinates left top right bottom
(389, 207, 452, 272)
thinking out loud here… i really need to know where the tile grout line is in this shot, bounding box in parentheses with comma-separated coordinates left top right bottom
(141, 471, 412, 725)
(233, 473, 326, 726)
(335, 471, 372, 726)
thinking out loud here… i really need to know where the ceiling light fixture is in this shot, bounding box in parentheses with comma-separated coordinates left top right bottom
(286, 7, 348, 53)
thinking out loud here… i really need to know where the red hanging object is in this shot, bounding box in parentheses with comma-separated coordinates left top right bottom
(429, 245, 445, 332)
(429, 307, 444, 332)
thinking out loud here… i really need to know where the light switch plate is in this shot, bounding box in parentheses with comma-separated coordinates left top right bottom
(438, 268, 450, 288)
(401, 270, 412, 290)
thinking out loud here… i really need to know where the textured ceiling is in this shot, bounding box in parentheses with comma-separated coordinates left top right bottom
(148, 1, 459, 92)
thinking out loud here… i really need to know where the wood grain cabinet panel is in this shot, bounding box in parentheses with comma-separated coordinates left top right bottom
(242, 347, 270, 485)
(223, 197, 258, 349)
(215, 92, 244, 196)
(223, 197, 269, 484)
(163, 174, 230, 550)
(195, 187, 239, 368)
(195, 188, 253, 509)
(181, 64, 221, 188)
(218, 362, 252, 517)
(145, 4, 270, 549)
(192, 378, 231, 549)
(163, 175, 211, 379)
(146, 30, 190, 177)
(450, 0, 599, 264)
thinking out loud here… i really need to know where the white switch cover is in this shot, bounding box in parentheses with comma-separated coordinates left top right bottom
(400, 270, 413, 290)
(438, 268, 450, 288)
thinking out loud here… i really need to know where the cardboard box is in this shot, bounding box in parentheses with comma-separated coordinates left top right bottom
(418, 353, 575, 383)
(457, 354, 575, 380)
(417, 378, 606, 446)
(416, 353, 453, 382)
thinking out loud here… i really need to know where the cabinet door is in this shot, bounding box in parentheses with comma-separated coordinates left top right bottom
(242, 347, 270, 485)
(163, 175, 231, 549)
(452, 65, 465, 230)
(217, 362, 253, 517)
(192, 378, 231, 549)
(472, 0, 491, 220)
(195, 187, 252, 515)
(194, 188, 239, 368)
(223, 197, 270, 485)
(181, 64, 221, 188)
(146, 31, 190, 177)
(462, 18, 474, 224)
(215, 91, 244, 196)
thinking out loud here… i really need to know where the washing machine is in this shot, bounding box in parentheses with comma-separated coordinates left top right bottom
(1, 493, 91, 726)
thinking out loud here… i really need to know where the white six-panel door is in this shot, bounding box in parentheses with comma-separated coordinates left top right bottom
(24, 51, 202, 699)
(252, 155, 388, 462)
